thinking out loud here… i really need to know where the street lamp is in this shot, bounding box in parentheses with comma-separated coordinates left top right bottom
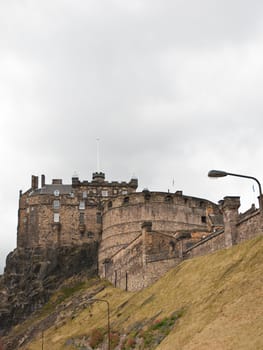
(88, 298, 111, 350)
(41, 330, 44, 350)
(208, 169, 263, 211)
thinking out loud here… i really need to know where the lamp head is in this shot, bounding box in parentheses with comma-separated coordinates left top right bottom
(208, 170, 228, 178)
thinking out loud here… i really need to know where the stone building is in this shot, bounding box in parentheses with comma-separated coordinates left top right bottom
(17, 172, 138, 248)
(17, 172, 223, 291)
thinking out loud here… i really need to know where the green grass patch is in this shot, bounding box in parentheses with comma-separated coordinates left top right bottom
(16, 236, 263, 350)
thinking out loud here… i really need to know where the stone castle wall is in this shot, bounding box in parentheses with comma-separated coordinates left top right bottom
(184, 197, 263, 260)
(237, 210, 261, 243)
(184, 230, 225, 259)
(103, 222, 181, 291)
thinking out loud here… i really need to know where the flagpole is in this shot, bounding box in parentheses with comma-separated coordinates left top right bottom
(96, 138, 100, 172)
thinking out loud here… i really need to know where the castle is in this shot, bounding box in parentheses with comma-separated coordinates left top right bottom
(17, 171, 262, 291)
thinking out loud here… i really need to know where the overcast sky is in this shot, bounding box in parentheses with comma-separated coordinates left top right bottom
(1, 0, 263, 272)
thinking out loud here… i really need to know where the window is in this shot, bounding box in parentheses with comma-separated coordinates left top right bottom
(169, 241, 175, 253)
(123, 196, 129, 204)
(122, 190, 128, 195)
(83, 191, 87, 198)
(79, 212, 85, 224)
(79, 200, 85, 210)
(96, 212, 102, 224)
(54, 190, 60, 196)
(165, 195, 173, 203)
(108, 201, 113, 209)
(101, 190, 108, 197)
(201, 216, 207, 224)
(54, 213, 60, 223)
(53, 200, 60, 209)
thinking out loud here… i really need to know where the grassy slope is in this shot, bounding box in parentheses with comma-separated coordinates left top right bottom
(23, 236, 263, 350)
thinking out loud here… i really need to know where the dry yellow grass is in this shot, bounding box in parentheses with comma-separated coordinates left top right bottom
(23, 235, 263, 349)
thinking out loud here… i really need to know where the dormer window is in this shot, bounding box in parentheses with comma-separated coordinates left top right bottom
(54, 190, 60, 196)
(102, 190, 108, 197)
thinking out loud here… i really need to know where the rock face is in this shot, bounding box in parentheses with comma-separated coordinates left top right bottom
(0, 242, 98, 335)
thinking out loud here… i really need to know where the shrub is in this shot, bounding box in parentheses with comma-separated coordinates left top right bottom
(89, 328, 105, 348)
(110, 331, 120, 348)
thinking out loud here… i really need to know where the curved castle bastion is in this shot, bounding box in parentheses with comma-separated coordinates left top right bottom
(98, 190, 222, 290)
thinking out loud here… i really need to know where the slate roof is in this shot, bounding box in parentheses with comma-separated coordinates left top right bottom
(33, 184, 73, 195)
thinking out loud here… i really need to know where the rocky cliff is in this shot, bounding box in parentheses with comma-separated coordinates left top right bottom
(0, 242, 98, 335)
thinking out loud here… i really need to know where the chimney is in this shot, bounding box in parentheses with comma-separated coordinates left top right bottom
(41, 174, 45, 187)
(72, 176, 80, 187)
(31, 175, 39, 190)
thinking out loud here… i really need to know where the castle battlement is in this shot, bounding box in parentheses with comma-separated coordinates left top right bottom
(102, 190, 221, 212)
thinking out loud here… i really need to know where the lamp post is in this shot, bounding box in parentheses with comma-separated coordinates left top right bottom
(88, 298, 110, 350)
(208, 169, 263, 212)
